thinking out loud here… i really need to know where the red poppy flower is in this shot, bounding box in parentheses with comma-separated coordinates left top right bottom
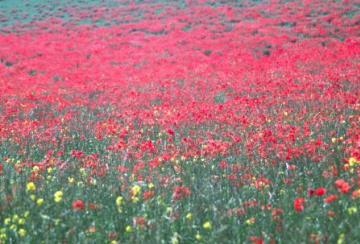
(72, 199, 85, 210)
(293, 197, 305, 212)
(314, 187, 326, 196)
(309, 187, 326, 197)
(172, 185, 191, 201)
(335, 179, 350, 193)
(143, 191, 155, 201)
(324, 194, 338, 204)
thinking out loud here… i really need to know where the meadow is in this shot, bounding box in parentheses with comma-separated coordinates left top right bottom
(0, 0, 359, 243)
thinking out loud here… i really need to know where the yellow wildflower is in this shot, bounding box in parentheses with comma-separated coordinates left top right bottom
(148, 183, 155, 189)
(337, 233, 345, 244)
(131, 197, 139, 203)
(37, 198, 44, 206)
(115, 196, 123, 206)
(185, 212, 192, 221)
(0, 233, 7, 240)
(18, 218, 25, 225)
(4, 218, 11, 225)
(347, 207, 357, 215)
(203, 221, 212, 230)
(125, 225, 133, 233)
(26, 182, 36, 192)
(18, 228, 26, 237)
(195, 232, 202, 241)
(12, 214, 19, 223)
(349, 157, 360, 167)
(245, 217, 256, 225)
(131, 185, 141, 196)
(54, 191, 63, 203)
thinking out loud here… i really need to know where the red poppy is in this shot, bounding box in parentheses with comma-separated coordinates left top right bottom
(309, 187, 326, 197)
(293, 197, 305, 212)
(72, 199, 85, 210)
(335, 179, 350, 193)
(314, 187, 326, 196)
(249, 236, 264, 244)
(143, 191, 155, 201)
(172, 186, 191, 201)
(324, 194, 338, 204)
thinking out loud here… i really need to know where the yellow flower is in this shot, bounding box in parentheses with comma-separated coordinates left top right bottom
(54, 191, 63, 203)
(148, 183, 155, 189)
(37, 198, 44, 206)
(23, 211, 30, 218)
(131, 185, 141, 196)
(26, 182, 36, 192)
(18, 218, 25, 225)
(116, 196, 123, 206)
(0, 233, 7, 240)
(349, 157, 360, 167)
(331, 138, 337, 143)
(47, 167, 54, 173)
(203, 221, 212, 230)
(30, 194, 36, 201)
(131, 197, 139, 203)
(245, 217, 256, 225)
(125, 225, 133, 233)
(337, 233, 345, 244)
(195, 232, 202, 241)
(68, 177, 75, 184)
(12, 214, 19, 223)
(347, 207, 357, 215)
(185, 212, 192, 221)
(18, 228, 26, 237)
(4, 218, 11, 225)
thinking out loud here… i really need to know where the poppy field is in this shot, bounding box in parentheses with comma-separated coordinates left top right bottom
(0, 0, 359, 243)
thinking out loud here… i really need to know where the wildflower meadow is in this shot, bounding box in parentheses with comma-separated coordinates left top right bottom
(0, 0, 359, 243)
